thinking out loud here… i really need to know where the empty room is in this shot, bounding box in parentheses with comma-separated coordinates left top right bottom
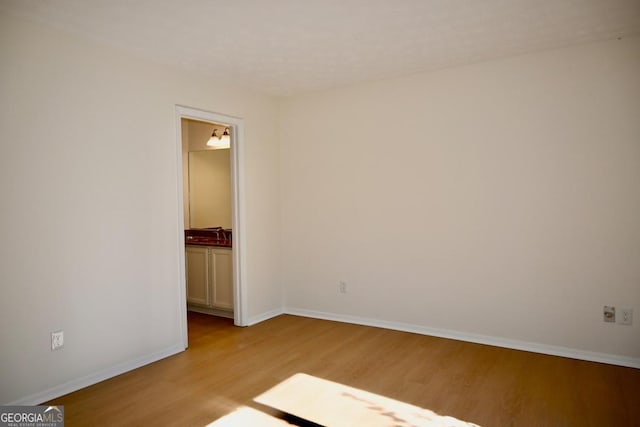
(1, 1, 639, 426)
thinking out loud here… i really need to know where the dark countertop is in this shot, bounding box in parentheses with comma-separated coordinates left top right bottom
(185, 228, 232, 248)
(185, 237, 232, 248)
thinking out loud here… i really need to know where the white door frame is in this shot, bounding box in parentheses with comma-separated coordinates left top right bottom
(175, 105, 248, 349)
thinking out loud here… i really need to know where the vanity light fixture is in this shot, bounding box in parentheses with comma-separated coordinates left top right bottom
(207, 127, 231, 149)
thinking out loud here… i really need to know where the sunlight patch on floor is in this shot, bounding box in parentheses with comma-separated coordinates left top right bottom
(208, 373, 480, 426)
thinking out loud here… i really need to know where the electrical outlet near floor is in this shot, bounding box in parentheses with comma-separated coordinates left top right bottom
(619, 308, 633, 326)
(51, 330, 64, 351)
(339, 281, 347, 294)
(603, 306, 615, 323)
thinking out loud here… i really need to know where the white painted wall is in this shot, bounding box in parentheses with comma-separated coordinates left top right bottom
(279, 37, 640, 361)
(189, 150, 232, 229)
(0, 15, 281, 404)
(181, 119, 191, 229)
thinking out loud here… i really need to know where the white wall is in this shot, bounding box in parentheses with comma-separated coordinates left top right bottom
(189, 150, 232, 229)
(279, 37, 640, 362)
(182, 119, 190, 229)
(0, 14, 281, 404)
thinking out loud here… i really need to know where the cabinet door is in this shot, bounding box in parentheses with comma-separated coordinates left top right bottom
(186, 246, 210, 306)
(209, 248, 233, 310)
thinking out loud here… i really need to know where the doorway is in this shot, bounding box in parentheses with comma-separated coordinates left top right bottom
(175, 105, 247, 349)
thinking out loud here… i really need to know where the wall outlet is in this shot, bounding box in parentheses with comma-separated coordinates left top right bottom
(339, 281, 347, 294)
(603, 306, 615, 323)
(619, 308, 633, 326)
(51, 330, 64, 351)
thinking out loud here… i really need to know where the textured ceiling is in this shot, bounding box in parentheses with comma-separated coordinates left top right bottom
(3, 0, 640, 96)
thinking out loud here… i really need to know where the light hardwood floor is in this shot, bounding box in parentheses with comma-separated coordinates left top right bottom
(46, 312, 640, 426)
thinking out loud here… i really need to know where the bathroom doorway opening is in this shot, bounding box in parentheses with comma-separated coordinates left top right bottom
(175, 105, 247, 349)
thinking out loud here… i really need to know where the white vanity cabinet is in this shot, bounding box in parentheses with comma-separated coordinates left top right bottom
(186, 245, 233, 314)
(208, 247, 233, 310)
(185, 246, 210, 306)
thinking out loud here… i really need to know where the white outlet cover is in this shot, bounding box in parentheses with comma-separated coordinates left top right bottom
(51, 330, 64, 350)
(339, 281, 347, 293)
(619, 308, 633, 326)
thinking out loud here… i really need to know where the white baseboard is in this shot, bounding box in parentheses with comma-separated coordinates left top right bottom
(247, 308, 285, 326)
(284, 307, 640, 369)
(8, 343, 185, 406)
